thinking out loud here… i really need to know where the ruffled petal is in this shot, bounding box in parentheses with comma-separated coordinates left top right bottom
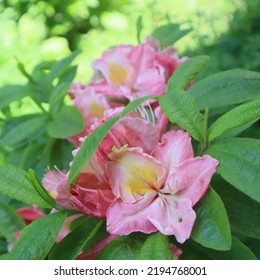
(166, 155, 219, 205)
(106, 192, 157, 235)
(148, 196, 196, 243)
(107, 146, 166, 203)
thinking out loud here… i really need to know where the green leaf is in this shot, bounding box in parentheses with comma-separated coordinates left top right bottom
(26, 169, 61, 210)
(47, 106, 84, 138)
(0, 202, 25, 243)
(9, 212, 66, 260)
(206, 138, 260, 202)
(167, 55, 209, 91)
(189, 69, 260, 110)
(45, 50, 80, 86)
(0, 114, 47, 146)
(160, 89, 204, 142)
(208, 99, 260, 142)
(136, 15, 143, 43)
(0, 85, 32, 110)
(49, 216, 108, 260)
(68, 95, 159, 187)
(152, 23, 191, 48)
(191, 187, 231, 250)
(192, 237, 257, 260)
(0, 164, 52, 208)
(49, 81, 72, 108)
(213, 176, 260, 239)
(98, 233, 146, 260)
(137, 232, 173, 260)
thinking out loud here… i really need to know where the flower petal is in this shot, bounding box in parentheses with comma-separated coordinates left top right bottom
(148, 196, 196, 243)
(153, 130, 194, 176)
(106, 193, 157, 235)
(107, 146, 166, 203)
(166, 155, 219, 205)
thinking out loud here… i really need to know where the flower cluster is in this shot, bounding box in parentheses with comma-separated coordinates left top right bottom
(43, 36, 218, 246)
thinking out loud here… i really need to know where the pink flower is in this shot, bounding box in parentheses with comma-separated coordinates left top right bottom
(16, 207, 45, 225)
(106, 130, 219, 243)
(69, 106, 165, 218)
(91, 44, 166, 101)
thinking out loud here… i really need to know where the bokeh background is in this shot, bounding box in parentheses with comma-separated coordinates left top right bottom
(1, 0, 259, 86)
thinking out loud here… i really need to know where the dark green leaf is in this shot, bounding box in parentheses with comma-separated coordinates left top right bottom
(0, 114, 47, 146)
(208, 99, 260, 142)
(160, 89, 204, 142)
(213, 176, 260, 239)
(206, 138, 260, 202)
(167, 55, 209, 91)
(189, 69, 260, 110)
(0, 202, 25, 243)
(98, 233, 146, 260)
(191, 188, 231, 250)
(0, 164, 51, 208)
(47, 106, 84, 138)
(9, 212, 66, 260)
(152, 23, 191, 48)
(0, 85, 32, 110)
(192, 237, 257, 260)
(49, 216, 107, 260)
(137, 232, 173, 260)
(68, 95, 159, 187)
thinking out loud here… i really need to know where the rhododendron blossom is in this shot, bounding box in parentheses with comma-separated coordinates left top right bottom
(106, 130, 219, 243)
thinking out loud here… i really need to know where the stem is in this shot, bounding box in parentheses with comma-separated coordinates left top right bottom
(199, 107, 209, 155)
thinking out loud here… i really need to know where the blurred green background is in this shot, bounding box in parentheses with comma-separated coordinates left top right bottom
(1, 0, 259, 87)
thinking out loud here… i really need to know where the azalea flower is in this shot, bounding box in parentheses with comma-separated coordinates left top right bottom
(106, 130, 219, 243)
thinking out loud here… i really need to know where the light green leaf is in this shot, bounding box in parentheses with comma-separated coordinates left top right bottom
(208, 99, 260, 142)
(0, 202, 25, 243)
(189, 69, 260, 110)
(137, 232, 173, 260)
(0, 114, 47, 146)
(0, 164, 52, 208)
(0, 85, 32, 110)
(206, 138, 260, 202)
(160, 89, 204, 142)
(152, 23, 191, 48)
(45, 50, 80, 86)
(136, 15, 143, 43)
(68, 95, 159, 187)
(167, 55, 209, 91)
(49, 81, 72, 108)
(191, 187, 231, 250)
(47, 106, 84, 138)
(49, 216, 108, 260)
(9, 212, 66, 260)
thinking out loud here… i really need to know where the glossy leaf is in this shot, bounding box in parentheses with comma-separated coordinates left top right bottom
(47, 106, 84, 138)
(0, 164, 51, 208)
(0, 114, 47, 146)
(68, 95, 159, 187)
(152, 23, 191, 48)
(9, 212, 66, 260)
(206, 138, 260, 202)
(0, 202, 25, 243)
(213, 176, 260, 239)
(208, 99, 260, 142)
(192, 237, 257, 260)
(98, 233, 146, 260)
(137, 232, 173, 260)
(160, 89, 204, 142)
(189, 69, 260, 110)
(167, 55, 209, 91)
(191, 187, 231, 250)
(49, 216, 107, 260)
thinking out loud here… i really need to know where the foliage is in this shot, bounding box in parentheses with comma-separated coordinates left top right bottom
(0, 19, 259, 260)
